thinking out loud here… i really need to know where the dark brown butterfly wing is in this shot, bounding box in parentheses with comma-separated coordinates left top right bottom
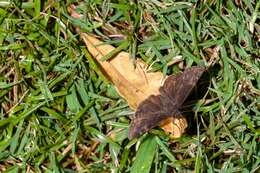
(160, 66, 205, 108)
(128, 94, 180, 139)
(128, 66, 205, 139)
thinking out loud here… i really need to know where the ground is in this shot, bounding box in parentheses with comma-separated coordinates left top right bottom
(0, 0, 260, 172)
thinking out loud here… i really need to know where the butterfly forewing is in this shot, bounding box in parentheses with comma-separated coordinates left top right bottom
(128, 66, 205, 139)
(160, 66, 205, 108)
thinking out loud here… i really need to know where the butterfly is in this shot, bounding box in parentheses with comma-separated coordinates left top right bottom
(128, 66, 205, 139)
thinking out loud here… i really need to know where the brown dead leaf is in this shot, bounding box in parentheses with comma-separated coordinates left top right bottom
(69, 5, 187, 138)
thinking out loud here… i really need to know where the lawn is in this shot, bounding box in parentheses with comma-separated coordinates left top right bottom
(0, 0, 260, 172)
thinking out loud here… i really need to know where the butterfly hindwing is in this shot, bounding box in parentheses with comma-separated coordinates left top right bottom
(128, 95, 176, 139)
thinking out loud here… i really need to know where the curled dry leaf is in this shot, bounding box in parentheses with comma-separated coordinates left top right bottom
(69, 6, 187, 138)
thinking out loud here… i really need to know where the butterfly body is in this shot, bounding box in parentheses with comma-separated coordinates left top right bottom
(128, 66, 205, 139)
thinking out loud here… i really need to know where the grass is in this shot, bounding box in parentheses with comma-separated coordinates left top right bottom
(0, 0, 260, 172)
